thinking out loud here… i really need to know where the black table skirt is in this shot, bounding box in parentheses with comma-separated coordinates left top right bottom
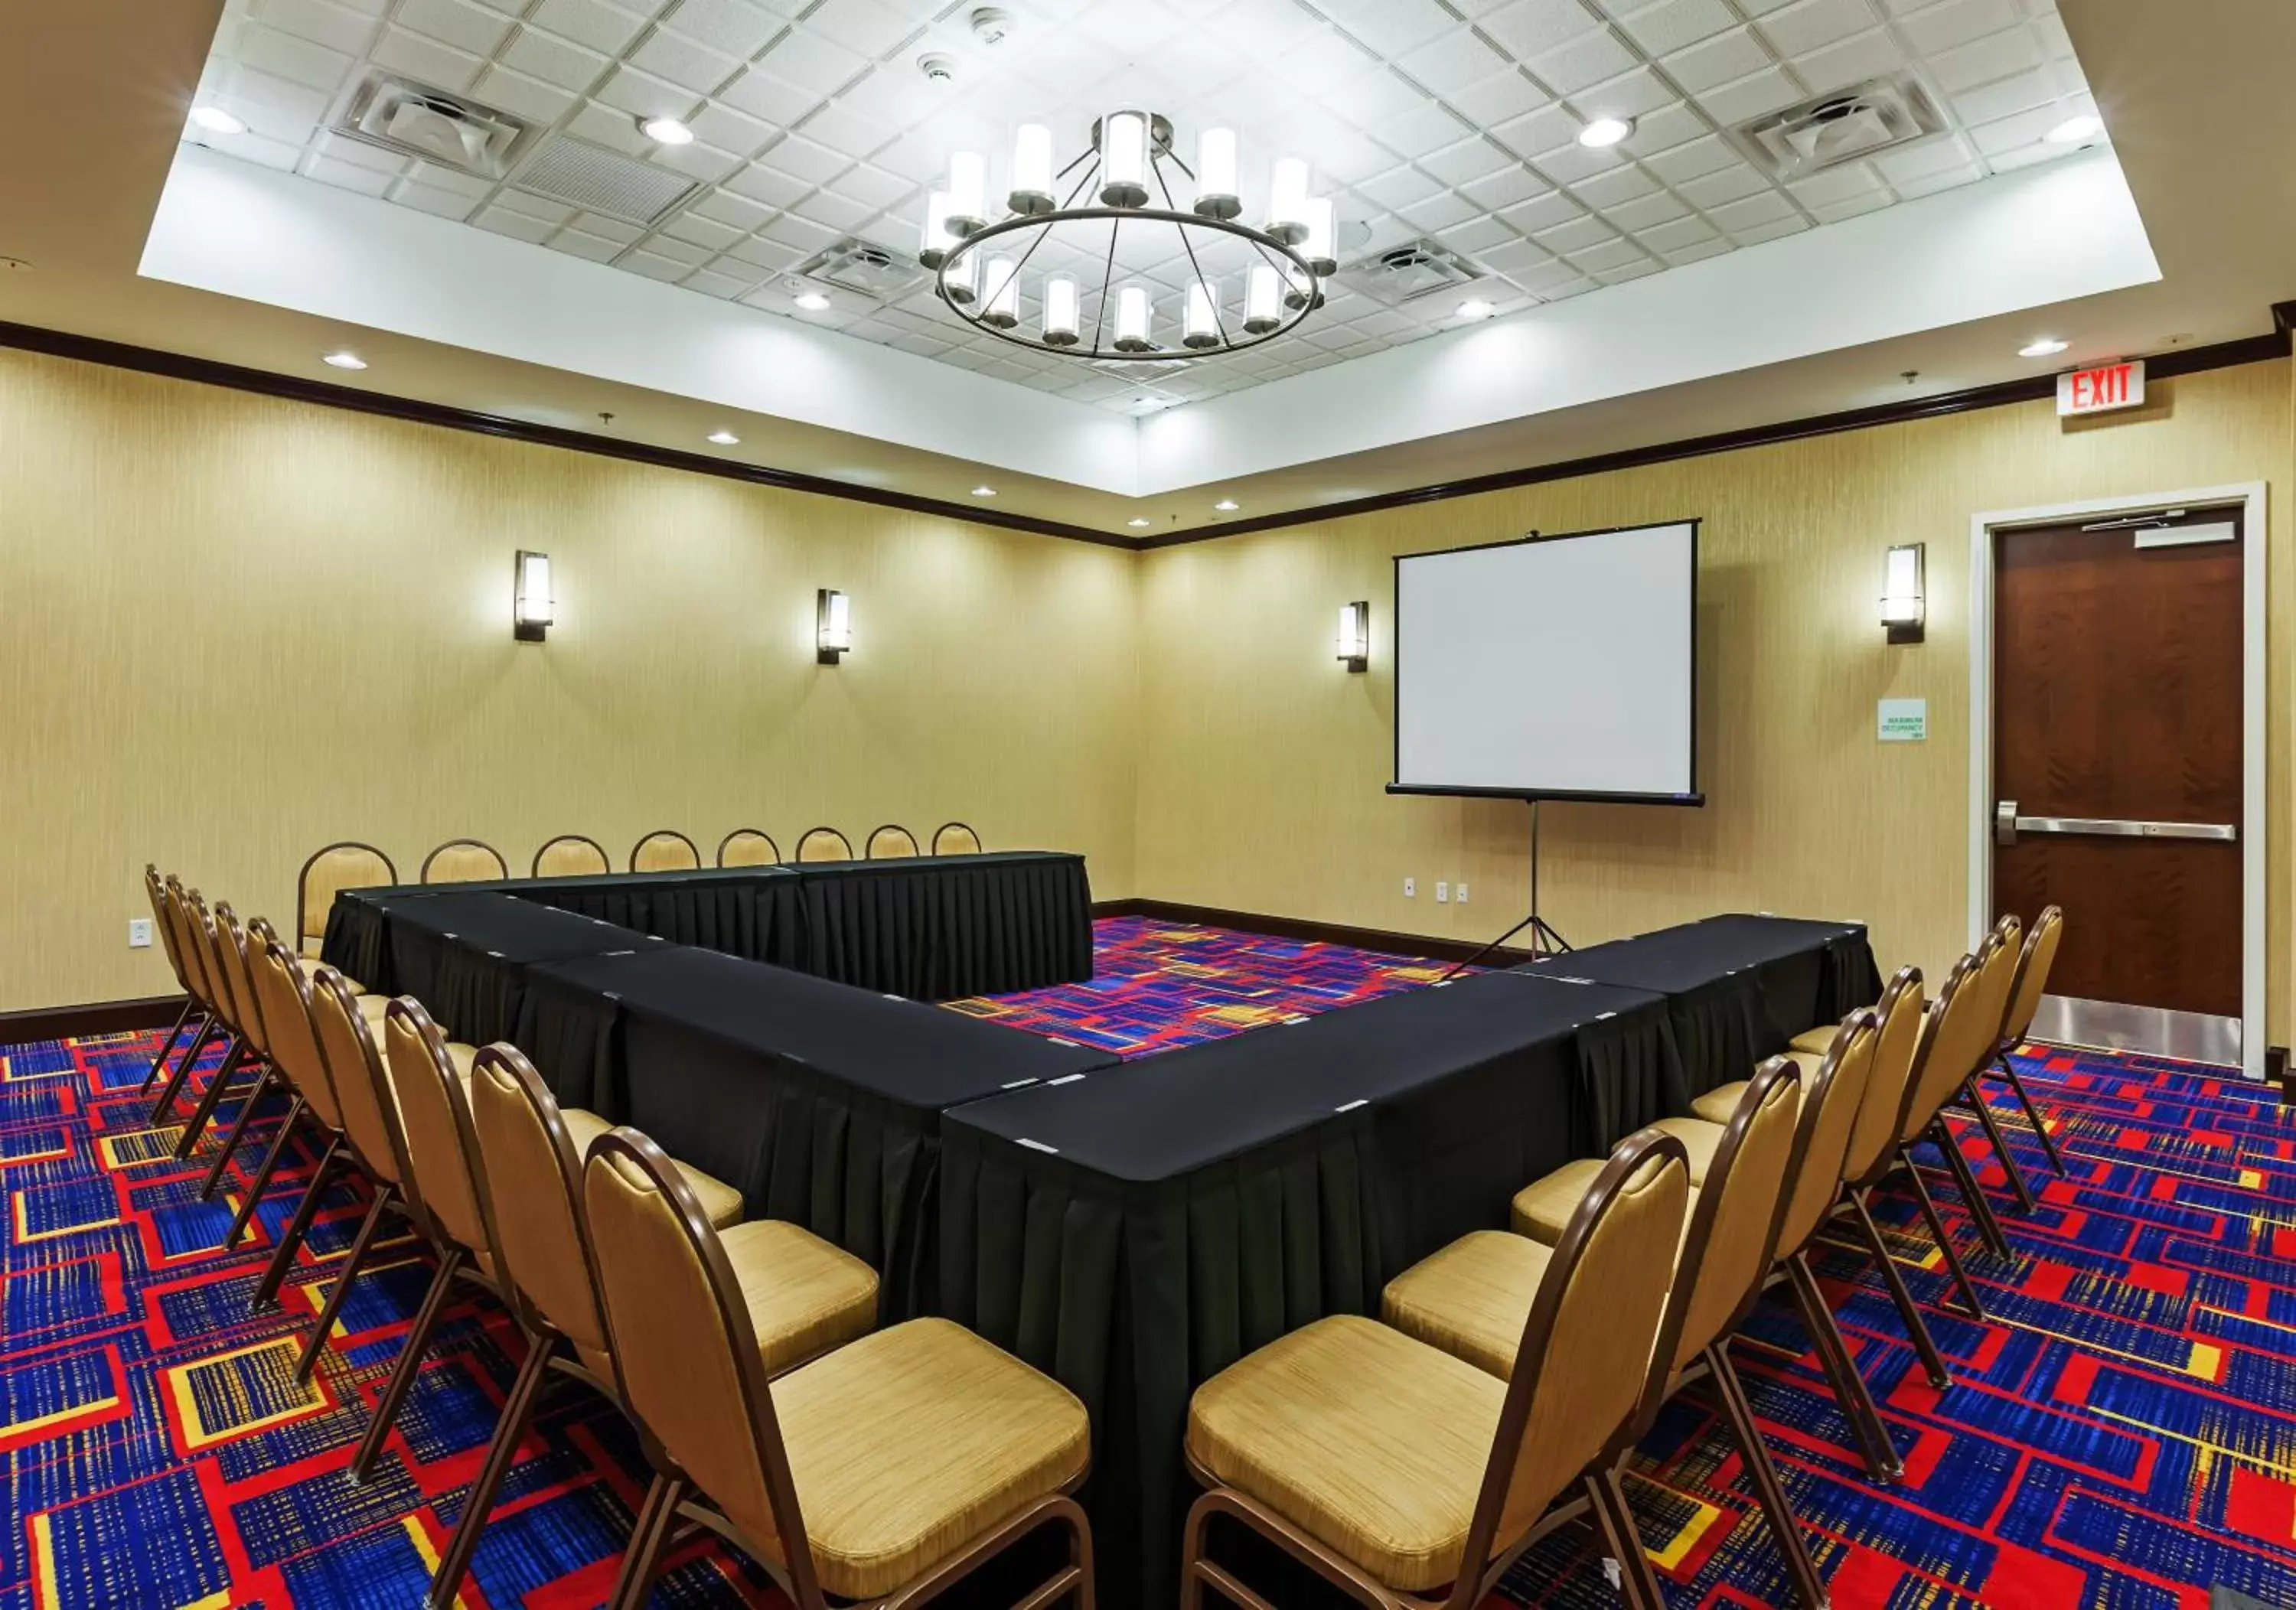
(797, 853, 1097, 998)
(514, 869, 804, 968)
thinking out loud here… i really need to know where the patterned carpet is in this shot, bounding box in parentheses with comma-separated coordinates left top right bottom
(3, 952, 2293, 1605)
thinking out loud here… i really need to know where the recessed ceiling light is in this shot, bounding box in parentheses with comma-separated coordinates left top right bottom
(639, 116, 695, 145)
(321, 350, 367, 370)
(1127, 517, 1151, 528)
(1214, 499, 1239, 512)
(793, 290, 832, 311)
(1577, 117, 1633, 149)
(188, 106, 245, 135)
(971, 484, 996, 497)
(2019, 337, 2069, 358)
(1456, 298, 1496, 321)
(2045, 115, 2104, 145)
(707, 429, 740, 445)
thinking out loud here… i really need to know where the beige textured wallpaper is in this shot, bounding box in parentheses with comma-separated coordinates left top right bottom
(0, 350, 1140, 1009)
(1134, 360, 2295, 1035)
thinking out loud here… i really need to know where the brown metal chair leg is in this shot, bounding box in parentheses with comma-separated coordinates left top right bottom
(251, 1137, 342, 1309)
(1928, 1120, 2012, 1260)
(1957, 1079, 2037, 1213)
(148, 1021, 227, 1123)
(295, 1183, 397, 1382)
(1587, 1467, 1669, 1610)
(605, 1472, 686, 1610)
(1846, 1189, 1952, 1390)
(1995, 1054, 2069, 1177)
(1784, 1253, 1902, 1484)
(1902, 1153, 1991, 1320)
(1707, 1343, 1828, 1610)
(224, 1094, 305, 1247)
(350, 1245, 464, 1480)
(199, 1065, 276, 1200)
(171, 1042, 254, 1160)
(139, 1004, 202, 1093)
(425, 1331, 560, 1607)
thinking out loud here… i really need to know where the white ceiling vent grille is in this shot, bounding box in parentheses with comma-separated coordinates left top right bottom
(512, 137, 700, 227)
(335, 74, 525, 178)
(1736, 75, 1945, 181)
(790, 238, 928, 301)
(1341, 240, 1489, 307)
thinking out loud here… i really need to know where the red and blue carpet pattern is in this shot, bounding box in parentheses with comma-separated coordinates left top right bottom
(944, 915, 1455, 1055)
(2, 1000, 2293, 1605)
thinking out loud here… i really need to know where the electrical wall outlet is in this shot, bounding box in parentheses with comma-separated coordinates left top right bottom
(1435, 881, 1450, 903)
(1456, 883, 1469, 904)
(1402, 877, 1416, 898)
(127, 918, 153, 949)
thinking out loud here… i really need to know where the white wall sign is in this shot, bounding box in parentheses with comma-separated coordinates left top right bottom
(1878, 699, 1928, 742)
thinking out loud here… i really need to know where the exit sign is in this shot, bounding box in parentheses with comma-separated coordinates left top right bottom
(2057, 360, 2145, 416)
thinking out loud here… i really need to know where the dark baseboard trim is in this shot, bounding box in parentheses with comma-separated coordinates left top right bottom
(0, 993, 190, 1045)
(1093, 897, 1541, 969)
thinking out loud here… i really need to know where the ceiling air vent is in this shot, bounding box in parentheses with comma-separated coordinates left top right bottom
(511, 136, 700, 227)
(1342, 239, 1489, 307)
(789, 238, 929, 301)
(1735, 75, 1945, 181)
(335, 74, 526, 178)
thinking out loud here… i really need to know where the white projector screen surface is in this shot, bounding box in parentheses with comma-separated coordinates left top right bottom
(1393, 522, 1699, 801)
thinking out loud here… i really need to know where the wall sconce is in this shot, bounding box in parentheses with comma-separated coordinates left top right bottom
(817, 588, 851, 664)
(1336, 600, 1369, 672)
(514, 550, 553, 642)
(1880, 544, 1925, 644)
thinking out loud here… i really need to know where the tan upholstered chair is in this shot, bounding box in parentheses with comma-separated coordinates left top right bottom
(298, 841, 396, 961)
(240, 929, 367, 1307)
(863, 823, 920, 860)
(435, 1048, 871, 1609)
(717, 828, 781, 868)
(631, 829, 702, 872)
(1896, 921, 2024, 1279)
(215, 919, 327, 1250)
(1183, 1127, 1691, 1609)
(794, 826, 853, 863)
(180, 903, 285, 1180)
(583, 1127, 1082, 1610)
(931, 822, 983, 856)
(145, 886, 240, 1126)
(141, 865, 209, 1096)
(145, 877, 226, 1106)
(1978, 906, 2069, 1183)
(421, 838, 509, 883)
(533, 834, 612, 878)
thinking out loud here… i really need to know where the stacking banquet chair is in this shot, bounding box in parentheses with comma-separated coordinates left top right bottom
(794, 826, 853, 863)
(631, 829, 702, 872)
(1182, 1129, 1691, 1610)
(717, 827, 780, 867)
(171, 901, 294, 1167)
(433, 1046, 876, 1609)
(1381, 1061, 1821, 1608)
(533, 833, 612, 878)
(298, 841, 396, 961)
(931, 821, 983, 856)
(585, 1127, 1092, 1610)
(139, 865, 209, 1097)
(145, 882, 236, 1122)
(194, 905, 302, 1198)
(1975, 905, 2070, 1187)
(864, 823, 919, 860)
(421, 838, 509, 883)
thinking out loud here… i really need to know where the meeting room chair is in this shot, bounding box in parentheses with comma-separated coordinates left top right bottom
(794, 826, 853, 862)
(1182, 1127, 1691, 1610)
(931, 821, 983, 856)
(148, 888, 256, 1134)
(1919, 921, 2025, 1253)
(864, 823, 919, 859)
(584, 1127, 1090, 1610)
(421, 838, 509, 883)
(716, 827, 780, 867)
(144, 879, 230, 1116)
(630, 829, 701, 872)
(193, 904, 293, 1199)
(297, 841, 396, 960)
(533, 833, 612, 878)
(1979, 905, 2069, 1181)
(139, 865, 208, 1096)
(214, 918, 346, 1250)
(168, 901, 280, 1165)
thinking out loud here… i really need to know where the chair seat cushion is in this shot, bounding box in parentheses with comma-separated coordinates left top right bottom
(1381, 1230, 1550, 1380)
(1186, 1313, 1504, 1592)
(1789, 1025, 1838, 1056)
(561, 1108, 746, 1229)
(442, 1041, 479, 1082)
(354, 995, 392, 1031)
(775, 1317, 1089, 1599)
(1691, 1080, 1747, 1125)
(719, 1219, 878, 1376)
(292, 955, 367, 998)
(1512, 1159, 1604, 1244)
(1649, 1116, 1724, 1185)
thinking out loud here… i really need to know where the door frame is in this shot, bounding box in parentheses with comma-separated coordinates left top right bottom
(1967, 481, 2269, 1080)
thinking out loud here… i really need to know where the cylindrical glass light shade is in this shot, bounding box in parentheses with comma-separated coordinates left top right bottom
(1114, 284, 1153, 351)
(1101, 110, 1149, 207)
(1284, 266, 1321, 311)
(918, 191, 958, 269)
(942, 249, 979, 305)
(1301, 197, 1337, 275)
(1244, 264, 1282, 334)
(1267, 156, 1310, 243)
(1184, 280, 1220, 348)
(947, 150, 988, 233)
(982, 256, 1020, 328)
(1043, 274, 1080, 346)
(1009, 123, 1055, 213)
(1194, 127, 1240, 218)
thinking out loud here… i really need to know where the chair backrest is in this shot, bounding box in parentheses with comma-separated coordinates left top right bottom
(184, 889, 244, 1035)
(161, 876, 214, 1010)
(299, 842, 396, 953)
(421, 839, 509, 884)
(210, 903, 270, 1059)
(533, 835, 611, 878)
(2000, 905, 2065, 1047)
(465, 1045, 612, 1372)
(248, 920, 343, 1130)
(716, 828, 780, 868)
(794, 826, 853, 863)
(1652, 1057, 1804, 1387)
(1907, 921, 2020, 1143)
(583, 1128, 820, 1604)
(1462, 1127, 1691, 1567)
(1841, 966, 1924, 1185)
(383, 999, 494, 1261)
(144, 865, 192, 992)
(307, 968, 412, 1196)
(631, 829, 701, 873)
(864, 823, 918, 860)
(1895, 949, 1988, 1149)
(1773, 1011, 1879, 1260)
(931, 821, 983, 856)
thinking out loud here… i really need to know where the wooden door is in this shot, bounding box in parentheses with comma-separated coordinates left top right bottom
(1991, 508, 2243, 1019)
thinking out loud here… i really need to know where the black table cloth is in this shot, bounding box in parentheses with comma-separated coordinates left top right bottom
(510, 865, 805, 966)
(512, 944, 1117, 1318)
(936, 971, 1678, 1610)
(1516, 912, 1882, 1097)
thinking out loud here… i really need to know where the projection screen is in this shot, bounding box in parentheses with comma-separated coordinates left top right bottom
(1389, 520, 1701, 804)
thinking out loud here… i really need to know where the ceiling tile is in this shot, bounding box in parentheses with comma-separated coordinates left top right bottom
(659, 0, 785, 58)
(1784, 161, 1882, 204)
(1692, 64, 1801, 126)
(572, 210, 644, 241)
(1658, 25, 1772, 93)
(1924, 25, 2043, 92)
(549, 228, 628, 260)
(1613, 0, 1736, 57)
(395, 0, 516, 56)
(1528, 27, 1638, 94)
(303, 152, 397, 194)
(1490, 102, 1580, 155)
(1893, 0, 2022, 54)
(1445, 70, 1551, 129)
(1479, 0, 1604, 63)
(1398, 191, 1480, 232)
(799, 101, 898, 160)
(257, 0, 381, 57)
(682, 266, 755, 297)
(720, 160, 810, 207)
(755, 24, 868, 90)
(495, 187, 576, 222)
(1461, 161, 1553, 210)
(501, 25, 611, 91)
(1357, 164, 1445, 211)
(1753, 0, 1879, 57)
(1704, 189, 1794, 230)
(1420, 136, 1517, 187)
(530, 0, 653, 57)
(758, 131, 850, 184)
(475, 202, 559, 240)
(1791, 28, 1904, 89)
(1532, 212, 1616, 252)
(393, 181, 481, 218)
(235, 22, 357, 92)
(1671, 160, 1769, 206)
(1642, 131, 1737, 181)
(1636, 213, 1717, 250)
(473, 65, 580, 124)
(628, 28, 738, 93)
(719, 64, 820, 124)
(1568, 162, 1657, 207)
(1576, 65, 1676, 120)
(1806, 189, 1890, 222)
(1497, 190, 1583, 232)
(803, 0, 918, 58)
(1597, 187, 1688, 230)
(368, 25, 485, 93)
(1397, 28, 1512, 96)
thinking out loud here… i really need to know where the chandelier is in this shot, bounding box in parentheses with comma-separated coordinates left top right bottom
(915, 112, 1336, 362)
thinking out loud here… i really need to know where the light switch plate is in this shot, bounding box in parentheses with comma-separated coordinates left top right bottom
(1403, 877, 1416, 898)
(1456, 883, 1468, 904)
(128, 918, 153, 949)
(1435, 882, 1450, 903)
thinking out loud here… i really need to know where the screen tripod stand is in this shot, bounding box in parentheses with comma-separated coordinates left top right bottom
(1442, 799, 1570, 980)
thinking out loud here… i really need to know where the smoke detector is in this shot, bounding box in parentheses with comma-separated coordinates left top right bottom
(1735, 75, 1944, 181)
(335, 73, 526, 178)
(917, 52, 957, 83)
(1342, 239, 1489, 307)
(970, 7, 1014, 45)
